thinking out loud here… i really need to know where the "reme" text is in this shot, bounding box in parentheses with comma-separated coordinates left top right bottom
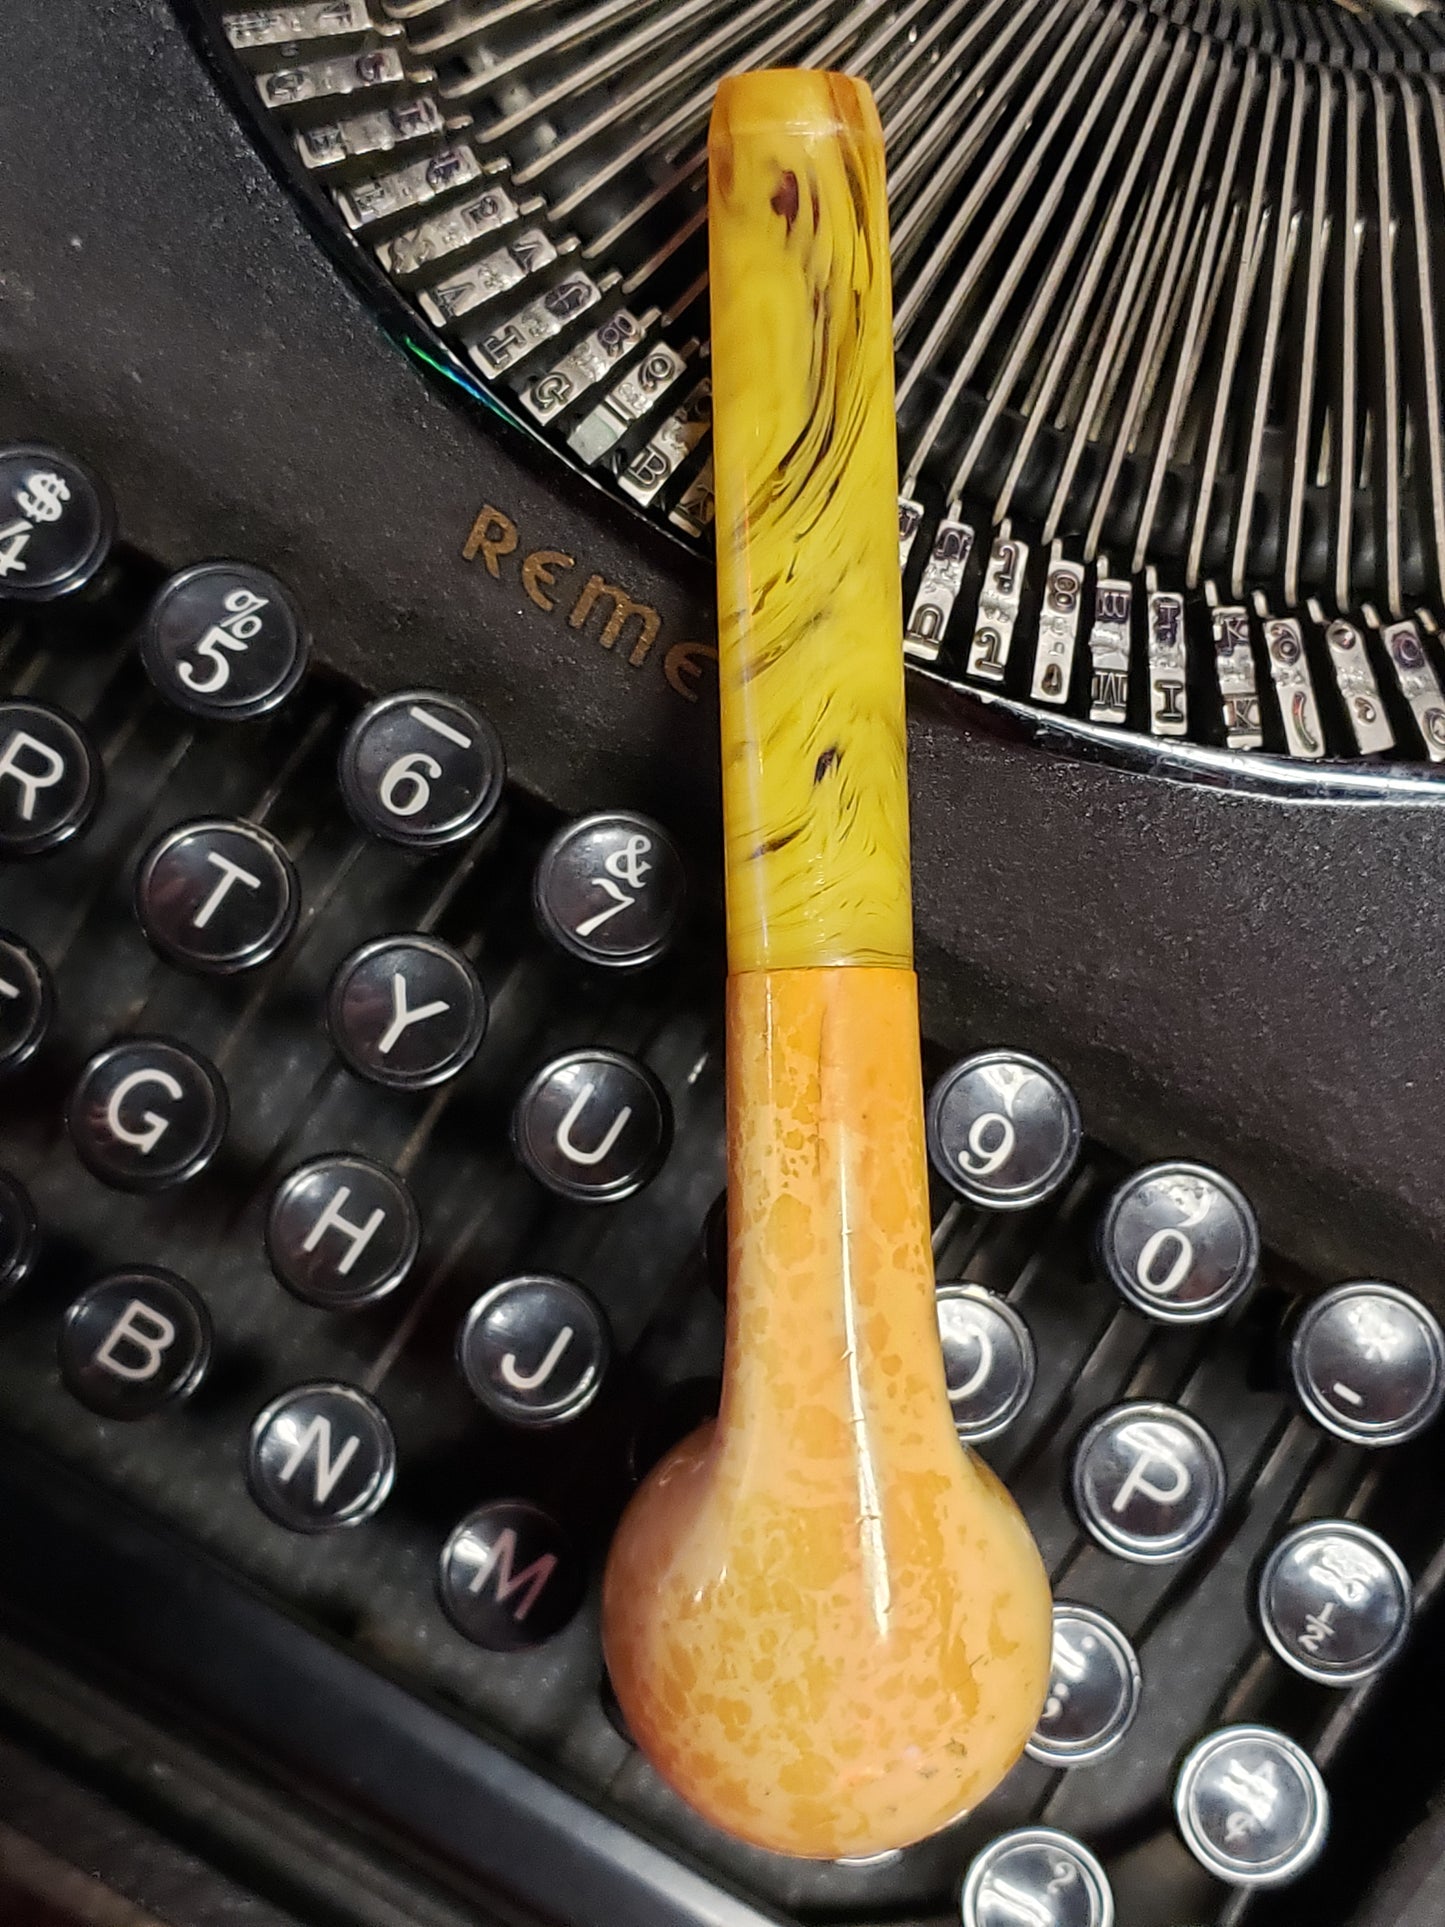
(462, 505, 717, 705)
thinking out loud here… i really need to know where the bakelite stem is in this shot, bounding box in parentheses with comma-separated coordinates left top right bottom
(600, 69, 1051, 1860)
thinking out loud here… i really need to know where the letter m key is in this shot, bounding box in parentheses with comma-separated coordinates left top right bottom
(467, 1526, 557, 1622)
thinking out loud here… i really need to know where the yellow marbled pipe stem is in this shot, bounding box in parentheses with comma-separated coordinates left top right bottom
(600, 70, 1051, 1860)
(712, 67, 910, 973)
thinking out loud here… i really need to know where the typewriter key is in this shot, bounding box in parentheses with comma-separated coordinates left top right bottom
(1099, 1161, 1259, 1323)
(935, 1284, 1036, 1442)
(512, 1048, 671, 1202)
(0, 700, 102, 857)
(1071, 1401, 1226, 1564)
(1258, 1519, 1412, 1686)
(339, 689, 505, 849)
(136, 818, 299, 974)
(141, 562, 309, 719)
(533, 811, 686, 968)
(59, 1269, 211, 1419)
(327, 934, 487, 1089)
(961, 1826, 1114, 1927)
(439, 1500, 583, 1650)
(458, 1275, 609, 1426)
(0, 1170, 38, 1297)
(1289, 1281, 1445, 1446)
(1025, 1602, 1142, 1767)
(0, 930, 53, 1073)
(0, 444, 114, 601)
(69, 1038, 228, 1191)
(926, 1049, 1081, 1210)
(267, 1154, 420, 1308)
(247, 1382, 395, 1531)
(1174, 1725, 1329, 1887)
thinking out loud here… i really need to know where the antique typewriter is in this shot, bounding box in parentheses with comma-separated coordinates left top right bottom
(5, 3, 1445, 1925)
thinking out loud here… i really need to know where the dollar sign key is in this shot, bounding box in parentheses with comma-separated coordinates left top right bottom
(16, 472, 71, 523)
(0, 444, 113, 601)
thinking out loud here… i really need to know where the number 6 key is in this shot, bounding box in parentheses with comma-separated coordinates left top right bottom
(339, 687, 505, 849)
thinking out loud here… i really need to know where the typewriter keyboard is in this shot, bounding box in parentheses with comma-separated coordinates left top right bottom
(2, 444, 1444, 1927)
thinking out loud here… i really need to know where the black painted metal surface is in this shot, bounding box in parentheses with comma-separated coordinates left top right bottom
(3, 585, 1445, 1927)
(4, 8, 1445, 1927)
(2, 3, 1444, 1302)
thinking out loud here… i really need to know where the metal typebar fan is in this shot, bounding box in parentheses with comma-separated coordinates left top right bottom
(206, 0, 1445, 765)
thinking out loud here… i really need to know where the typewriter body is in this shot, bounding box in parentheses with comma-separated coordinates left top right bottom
(4, 4, 1445, 1925)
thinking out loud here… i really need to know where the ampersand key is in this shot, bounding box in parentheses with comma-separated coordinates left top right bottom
(533, 810, 686, 968)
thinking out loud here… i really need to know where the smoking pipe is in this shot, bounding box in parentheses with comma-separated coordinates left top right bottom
(600, 67, 1052, 1861)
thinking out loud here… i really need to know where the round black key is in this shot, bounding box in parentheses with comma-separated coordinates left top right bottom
(267, 1155, 420, 1309)
(438, 1500, 583, 1650)
(1289, 1280, 1445, 1446)
(136, 818, 299, 974)
(0, 930, 52, 1073)
(927, 1049, 1081, 1209)
(936, 1284, 1035, 1442)
(1258, 1519, 1412, 1687)
(458, 1275, 609, 1426)
(247, 1382, 395, 1532)
(1071, 1400, 1226, 1564)
(59, 1269, 211, 1419)
(511, 1048, 671, 1202)
(0, 700, 102, 856)
(327, 934, 486, 1089)
(1175, 1725, 1328, 1888)
(1099, 1161, 1259, 1323)
(0, 444, 114, 601)
(69, 1037, 227, 1190)
(141, 562, 309, 720)
(0, 1170, 38, 1297)
(1026, 1603, 1142, 1768)
(962, 1828, 1114, 1927)
(339, 690, 505, 849)
(534, 811, 686, 967)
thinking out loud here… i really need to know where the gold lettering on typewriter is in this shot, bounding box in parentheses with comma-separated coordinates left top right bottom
(521, 548, 575, 612)
(664, 641, 718, 703)
(461, 501, 716, 705)
(568, 573, 661, 666)
(462, 505, 518, 575)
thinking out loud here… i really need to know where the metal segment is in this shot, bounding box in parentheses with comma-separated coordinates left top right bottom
(1284, 75, 1333, 611)
(229, 0, 1445, 767)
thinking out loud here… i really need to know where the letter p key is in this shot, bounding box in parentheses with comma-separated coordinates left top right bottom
(1110, 1420, 1192, 1514)
(1074, 1402, 1226, 1563)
